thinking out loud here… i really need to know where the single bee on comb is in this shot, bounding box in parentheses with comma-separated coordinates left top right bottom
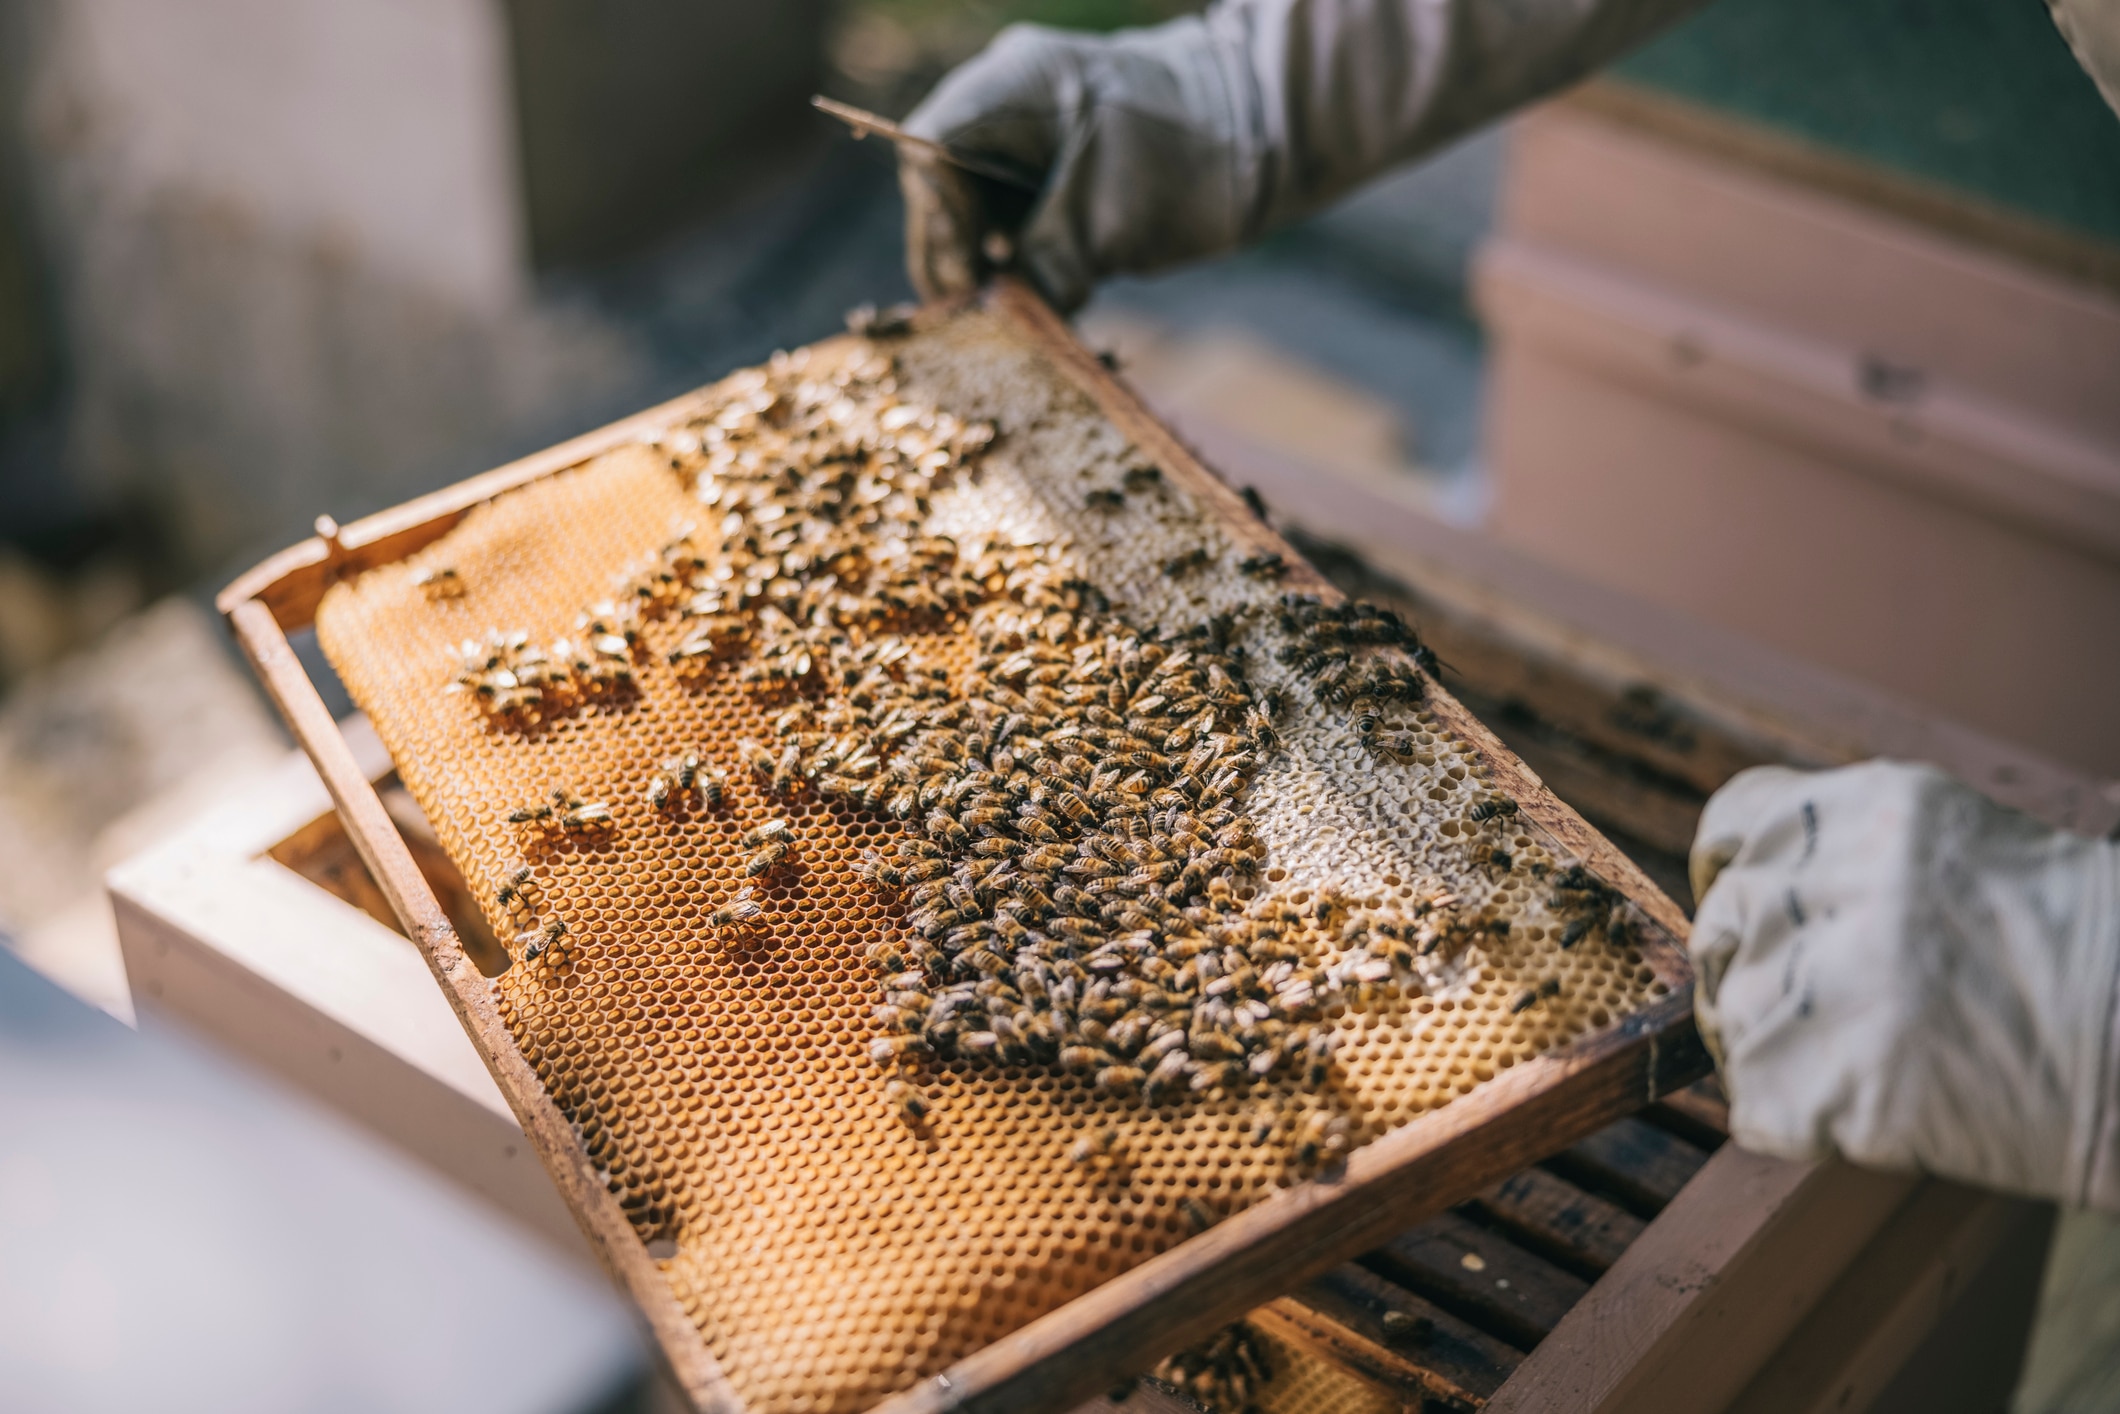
(413, 565, 464, 599)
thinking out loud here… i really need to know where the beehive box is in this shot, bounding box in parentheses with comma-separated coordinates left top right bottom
(219, 281, 1702, 1414)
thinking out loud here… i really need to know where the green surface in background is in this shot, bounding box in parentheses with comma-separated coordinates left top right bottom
(1615, 0, 2120, 245)
(860, 0, 1192, 34)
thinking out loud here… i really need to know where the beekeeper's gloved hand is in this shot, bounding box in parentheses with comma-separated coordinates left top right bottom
(899, 0, 1708, 311)
(1689, 761, 2120, 1209)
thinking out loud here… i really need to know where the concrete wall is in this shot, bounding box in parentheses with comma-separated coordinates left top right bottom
(9, 0, 643, 574)
(34, 0, 528, 309)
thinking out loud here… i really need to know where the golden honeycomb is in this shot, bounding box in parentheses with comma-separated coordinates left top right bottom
(1249, 1326, 1401, 1414)
(1150, 1317, 1411, 1414)
(315, 303, 1666, 1414)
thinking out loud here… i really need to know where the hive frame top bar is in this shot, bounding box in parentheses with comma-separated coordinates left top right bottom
(220, 277, 1705, 1414)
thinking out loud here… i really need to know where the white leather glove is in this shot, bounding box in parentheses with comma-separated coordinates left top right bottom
(899, 0, 1710, 311)
(1690, 761, 2120, 1210)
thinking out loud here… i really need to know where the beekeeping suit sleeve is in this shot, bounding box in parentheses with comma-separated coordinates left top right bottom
(2049, 0, 2120, 119)
(1689, 761, 2120, 1210)
(899, 0, 1709, 311)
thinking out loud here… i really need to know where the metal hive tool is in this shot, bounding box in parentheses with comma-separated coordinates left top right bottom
(227, 283, 1701, 1414)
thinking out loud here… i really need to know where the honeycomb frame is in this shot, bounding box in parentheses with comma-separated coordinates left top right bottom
(220, 280, 1700, 1414)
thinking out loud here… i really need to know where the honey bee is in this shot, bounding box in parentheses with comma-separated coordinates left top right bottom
(1311, 657, 1353, 700)
(1295, 1111, 1349, 1167)
(1144, 1048, 1193, 1103)
(668, 616, 746, 663)
(1161, 547, 1211, 578)
(658, 752, 699, 791)
(1469, 795, 1518, 824)
(965, 947, 1014, 978)
(1016, 813, 1063, 845)
(495, 865, 533, 912)
(562, 799, 614, 832)
(1068, 1127, 1124, 1170)
(740, 818, 791, 847)
(1058, 1045, 1109, 1073)
(1510, 976, 1561, 1013)
(737, 739, 774, 777)
(1559, 915, 1593, 949)
(1302, 1031, 1336, 1086)
(1095, 1064, 1147, 1095)
(857, 849, 905, 888)
(1179, 1197, 1218, 1233)
(1372, 729, 1420, 758)
(1240, 708, 1279, 756)
(709, 888, 764, 933)
(1362, 661, 1426, 704)
(516, 918, 566, 962)
(1122, 464, 1161, 492)
(1380, 1310, 1431, 1344)
(505, 800, 554, 825)
(883, 1078, 929, 1124)
(1051, 790, 1095, 825)
(869, 1034, 923, 1066)
(744, 840, 791, 877)
(770, 744, 802, 796)
(846, 302, 918, 338)
(1084, 488, 1126, 511)
(925, 809, 970, 847)
(576, 599, 639, 644)
(486, 685, 543, 716)
(1549, 863, 1611, 901)
(413, 566, 464, 599)
(875, 994, 928, 1033)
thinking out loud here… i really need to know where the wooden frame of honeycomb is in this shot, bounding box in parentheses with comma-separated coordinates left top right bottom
(219, 279, 1706, 1414)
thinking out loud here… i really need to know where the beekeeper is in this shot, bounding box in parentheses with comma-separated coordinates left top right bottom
(898, 0, 2120, 1210)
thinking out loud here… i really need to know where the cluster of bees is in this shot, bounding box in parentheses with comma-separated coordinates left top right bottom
(403, 329, 1665, 1414)
(505, 784, 615, 833)
(494, 865, 567, 962)
(447, 621, 636, 719)
(1150, 1322, 1273, 1414)
(1541, 862, 1632, 959)
(413, 565, 464, 599)
(586, 345, 1564, 1134)
(645, 750, 727, 811)
(1276, 596, 1434, 679)
(493, 787, 616, 963)
(443, 336, 1623, 1144)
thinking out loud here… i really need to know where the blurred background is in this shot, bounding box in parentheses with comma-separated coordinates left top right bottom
(1, 0, 2116, 1410)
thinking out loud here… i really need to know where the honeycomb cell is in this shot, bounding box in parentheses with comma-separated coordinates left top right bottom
(316, 305, 1662, 1414)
